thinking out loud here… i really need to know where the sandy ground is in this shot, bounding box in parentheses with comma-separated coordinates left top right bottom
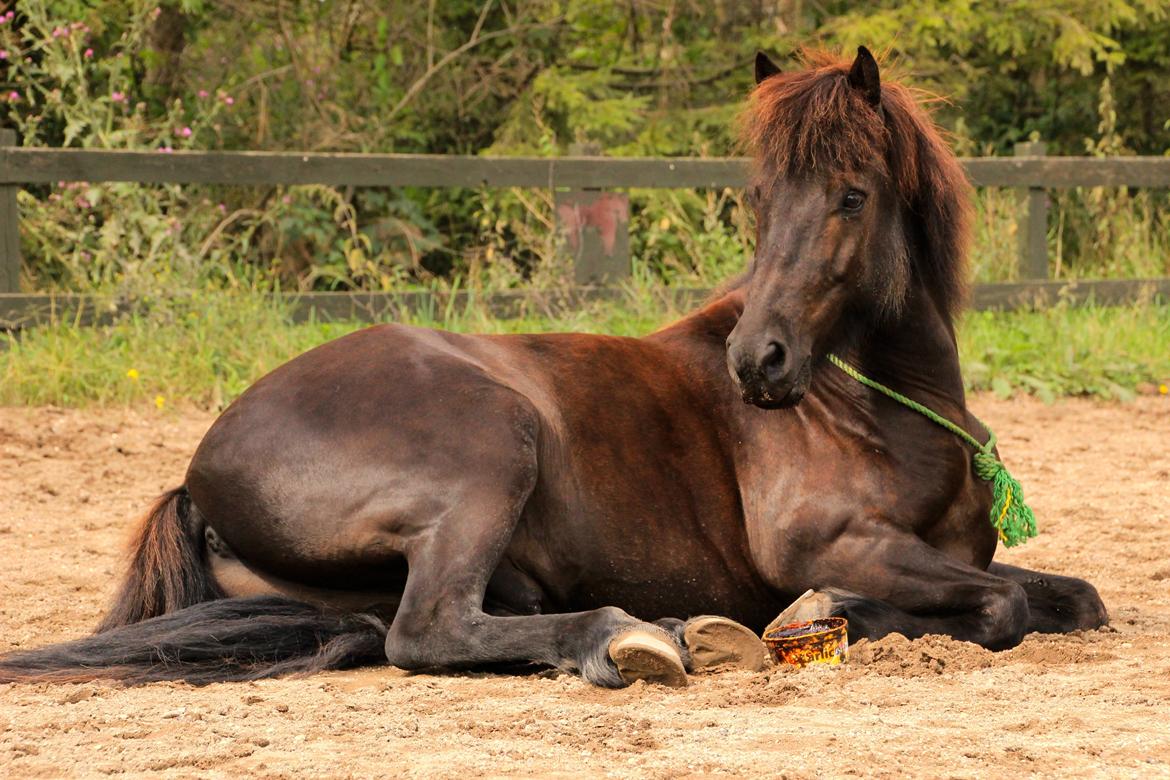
(0, 395, 1168, 778)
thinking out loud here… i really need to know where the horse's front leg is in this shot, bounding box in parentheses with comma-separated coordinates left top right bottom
(987, 562, 1108, 634)
(766, 530, 1034, 650)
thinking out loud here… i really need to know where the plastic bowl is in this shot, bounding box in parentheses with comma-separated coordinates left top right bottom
(762, 617, 849, 667)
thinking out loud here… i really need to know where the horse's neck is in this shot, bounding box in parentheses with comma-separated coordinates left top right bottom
(828, 282, 967, 415)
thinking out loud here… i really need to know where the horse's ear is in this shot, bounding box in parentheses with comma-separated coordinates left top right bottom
(847, 46, 881, 107)
(755, 51, 782, 85)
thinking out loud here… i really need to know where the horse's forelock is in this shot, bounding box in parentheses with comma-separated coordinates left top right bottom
(742, 51, 888, 183)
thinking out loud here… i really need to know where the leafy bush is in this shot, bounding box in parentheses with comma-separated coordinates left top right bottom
(2, 0, 1169, 298)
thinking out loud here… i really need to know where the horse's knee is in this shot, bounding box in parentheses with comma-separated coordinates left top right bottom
(980, 581, 1029, 650)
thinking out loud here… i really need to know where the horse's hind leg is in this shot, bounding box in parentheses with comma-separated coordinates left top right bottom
(987, 562, 1108, 633)
(381, 393, 685, 688)
(386, 498, 686, 686)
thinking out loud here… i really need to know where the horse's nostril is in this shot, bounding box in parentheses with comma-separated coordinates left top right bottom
(761, 341, 787, 382)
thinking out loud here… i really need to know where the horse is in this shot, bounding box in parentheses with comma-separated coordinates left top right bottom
(0, 47, 1108, 689)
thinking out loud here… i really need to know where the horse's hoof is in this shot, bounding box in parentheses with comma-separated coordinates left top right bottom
(683, 616, 769, 672)
(763, 589, 836, 636)
(608, 630, 688, 688)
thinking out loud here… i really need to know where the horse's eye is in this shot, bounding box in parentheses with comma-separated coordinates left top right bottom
(841, 190, 867, 213)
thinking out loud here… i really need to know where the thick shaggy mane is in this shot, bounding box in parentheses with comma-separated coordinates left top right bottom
(742, 49, 973, 318)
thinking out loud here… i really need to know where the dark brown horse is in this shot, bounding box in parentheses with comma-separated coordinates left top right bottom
(1, 48, 1107, 688)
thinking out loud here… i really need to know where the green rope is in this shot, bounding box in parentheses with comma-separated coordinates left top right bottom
(826, 353, 1037, 548)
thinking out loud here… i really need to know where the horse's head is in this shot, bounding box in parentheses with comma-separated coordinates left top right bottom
(727, 47, 970, 408)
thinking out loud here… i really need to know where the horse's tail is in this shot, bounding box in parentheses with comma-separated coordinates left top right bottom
(0, 487, 389, 685)
(0, 596, 388, 684)
(95, 486, 219, 633)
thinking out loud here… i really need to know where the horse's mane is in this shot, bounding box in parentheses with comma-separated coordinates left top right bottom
(740, 49, 973, 318)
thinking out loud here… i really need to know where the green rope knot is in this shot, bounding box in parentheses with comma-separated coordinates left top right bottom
(971, 450, 1001, 481)
(826, 353, 1038, 548)
(973, 450, 1037, 548)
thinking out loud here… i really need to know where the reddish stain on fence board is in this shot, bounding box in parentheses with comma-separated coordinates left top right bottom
(556, 192, 629, 256)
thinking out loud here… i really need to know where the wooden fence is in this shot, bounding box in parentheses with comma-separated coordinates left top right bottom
(2, 128, 1170, 326)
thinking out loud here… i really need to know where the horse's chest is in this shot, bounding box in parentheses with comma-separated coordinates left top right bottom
(843, 430, 978, 525)
(742, 427, 987, 585)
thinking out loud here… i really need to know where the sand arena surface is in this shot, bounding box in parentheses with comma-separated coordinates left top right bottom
(1, 396, 1168, 778)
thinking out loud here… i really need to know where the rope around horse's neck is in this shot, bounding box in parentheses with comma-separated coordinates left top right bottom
(825, 353, 1037, 548)
(826, 354, 993, 452)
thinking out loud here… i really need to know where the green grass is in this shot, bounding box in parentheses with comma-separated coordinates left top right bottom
(957, 302, 1170, 402)
(2, 291, 1168, 408)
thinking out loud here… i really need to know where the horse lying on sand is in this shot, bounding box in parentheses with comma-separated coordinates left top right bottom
(0, 47, 1107, 688)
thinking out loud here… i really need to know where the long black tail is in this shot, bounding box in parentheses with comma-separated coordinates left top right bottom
(0, 485, 389, 685)
(96, 486, 219, 632)
(0, 595, 388, 685)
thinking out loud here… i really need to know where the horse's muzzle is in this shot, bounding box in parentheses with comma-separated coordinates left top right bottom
(726, 341, 811, 409)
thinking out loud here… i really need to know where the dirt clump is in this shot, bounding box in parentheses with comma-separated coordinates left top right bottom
(846, 633, 994, 676)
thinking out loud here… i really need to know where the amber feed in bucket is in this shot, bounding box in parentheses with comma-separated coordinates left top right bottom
(762, 617, 849, 667)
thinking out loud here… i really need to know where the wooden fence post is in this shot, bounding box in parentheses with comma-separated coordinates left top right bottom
(1015, 140, 1048, 280)
(556, 142, 630, 285)
(0, 128, 21, 293)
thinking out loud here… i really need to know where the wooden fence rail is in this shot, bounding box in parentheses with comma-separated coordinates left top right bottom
(2, 131, 1169, 326)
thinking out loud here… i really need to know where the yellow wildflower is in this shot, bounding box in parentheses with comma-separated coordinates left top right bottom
(154, 395, 165, 410)
(658, 217, 671, 231)
(126, 368, 140, 380)
(1160, 384, 1168, 396)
